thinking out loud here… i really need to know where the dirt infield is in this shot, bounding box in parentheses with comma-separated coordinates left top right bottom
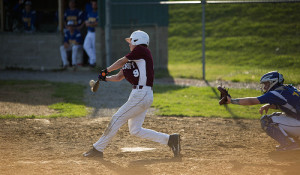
(1, 116, 300, 175)
(0, 84, 62, 117)
(1, 70, 300, 174)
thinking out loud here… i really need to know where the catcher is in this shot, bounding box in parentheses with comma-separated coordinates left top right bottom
(83, 30, 181, 158)
(218, 71, 300, 151)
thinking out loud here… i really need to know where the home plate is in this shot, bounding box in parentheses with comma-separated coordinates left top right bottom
(121, 147, 156, 152)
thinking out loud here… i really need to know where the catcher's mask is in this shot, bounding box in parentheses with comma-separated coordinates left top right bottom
(125, 30, 149, 46)
(260, 71, 284, 93)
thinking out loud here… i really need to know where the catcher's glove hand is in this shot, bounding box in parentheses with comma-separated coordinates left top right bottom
(98, 69, 108, 81)
(217, 85, 231, 105)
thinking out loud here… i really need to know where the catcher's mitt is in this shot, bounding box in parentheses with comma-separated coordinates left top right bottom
(217, 85, 231, 105)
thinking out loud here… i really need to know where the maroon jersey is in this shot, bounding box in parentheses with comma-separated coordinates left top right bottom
(122, 45, 154, 87)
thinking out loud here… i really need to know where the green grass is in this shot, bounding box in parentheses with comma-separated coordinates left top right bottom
(168, 63, 300, 85)
(47, 81, 87, 118)
(168, 2, 300, 82)
(0, 80, 87, 119)
(153, 84, 276, 119)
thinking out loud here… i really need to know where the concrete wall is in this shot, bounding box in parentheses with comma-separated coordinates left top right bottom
(0, 32, 62, 70)
(0, 26, 168, 70)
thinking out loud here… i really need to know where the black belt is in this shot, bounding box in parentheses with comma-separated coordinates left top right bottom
(133, 85, 144, 89)
(132, 85, 152, 90)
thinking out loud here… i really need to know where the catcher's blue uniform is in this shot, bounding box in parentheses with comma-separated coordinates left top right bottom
(259, 85, 300, 150)
(258, 85, 300, 120)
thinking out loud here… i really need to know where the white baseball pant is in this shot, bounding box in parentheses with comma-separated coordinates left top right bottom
(93, 86, 170, 152)
(271, 114, 300, 137)
(60, 44, 82, 66)
(83, 31, 96, 65)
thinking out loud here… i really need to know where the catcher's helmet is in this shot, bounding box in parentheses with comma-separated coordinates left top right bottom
(125, 30, 149, 46)
(260, 71, 284, 93)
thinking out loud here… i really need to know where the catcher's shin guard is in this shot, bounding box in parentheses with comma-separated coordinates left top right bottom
(260, 115, 295, 147)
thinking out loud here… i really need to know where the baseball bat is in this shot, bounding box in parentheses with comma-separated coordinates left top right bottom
(90, 79, 100, 92)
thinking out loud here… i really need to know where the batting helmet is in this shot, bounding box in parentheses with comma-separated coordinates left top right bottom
(260, 71, 284, 93)
(125, 30, 150, 46)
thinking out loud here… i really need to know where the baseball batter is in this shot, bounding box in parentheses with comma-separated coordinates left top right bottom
(83, 30, 181, 158)
(224, 71, 300, 151)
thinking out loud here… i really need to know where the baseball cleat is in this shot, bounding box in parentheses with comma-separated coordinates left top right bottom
(276, 142, 300, 151)
(83, 147, 103, 158)
(168, 134, 181, 157)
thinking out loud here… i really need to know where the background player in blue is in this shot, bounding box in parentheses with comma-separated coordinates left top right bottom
(83, 30, 181, 159)
(225, 71, 300, 151)
(85, 0, 93, 13)
(83, 0, 98, 67)
(22, 1, 36, 33)
(12, 0, 24, 32)
(64, 0, 84, 31)
(59, 21, 83, 70)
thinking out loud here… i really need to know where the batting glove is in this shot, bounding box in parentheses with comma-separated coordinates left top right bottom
(98, 69, 108, 81)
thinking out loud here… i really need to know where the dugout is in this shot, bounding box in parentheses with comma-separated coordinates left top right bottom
(0, 0, 169, 70)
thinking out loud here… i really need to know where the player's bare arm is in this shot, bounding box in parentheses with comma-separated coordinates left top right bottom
(86, 21, 98, 27)
(85, 21, 98, 27)
(107, 57, 129, 72)
(227, 96, 260, 105)
(106, 70, 125, 82)
(85, 21, 90, 26)
(98, 57, 128, 81)
(91, 21, 98, 27)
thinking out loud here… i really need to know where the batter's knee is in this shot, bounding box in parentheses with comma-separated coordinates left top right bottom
(260, 115, 273, 131)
